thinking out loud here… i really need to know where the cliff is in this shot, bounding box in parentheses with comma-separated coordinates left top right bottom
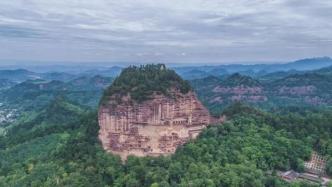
(98, 64, 219, 160)
(192, 71, 332, 113)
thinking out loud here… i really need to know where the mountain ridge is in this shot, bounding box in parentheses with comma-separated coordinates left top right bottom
(191, 68, 332, 114)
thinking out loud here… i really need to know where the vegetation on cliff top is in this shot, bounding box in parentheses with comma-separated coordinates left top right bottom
(101, 64, 192, 104)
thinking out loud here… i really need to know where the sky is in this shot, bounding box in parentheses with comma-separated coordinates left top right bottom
(0, 0, 331, 65)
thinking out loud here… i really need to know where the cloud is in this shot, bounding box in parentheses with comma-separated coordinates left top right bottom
(0, 0, 331, 63)
(0, 25, 44, 38)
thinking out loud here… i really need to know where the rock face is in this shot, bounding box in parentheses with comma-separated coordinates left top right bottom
(212, 85, 267, 103)
(99, 89, 217, 160)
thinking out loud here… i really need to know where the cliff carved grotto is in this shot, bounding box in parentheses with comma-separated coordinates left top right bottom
(99, 89, 220, 160)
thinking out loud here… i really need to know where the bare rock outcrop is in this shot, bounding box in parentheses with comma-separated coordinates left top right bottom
(99, 90, 219, 160)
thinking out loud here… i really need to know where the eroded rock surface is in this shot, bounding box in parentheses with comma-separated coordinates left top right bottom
(99, 90, 218, 160)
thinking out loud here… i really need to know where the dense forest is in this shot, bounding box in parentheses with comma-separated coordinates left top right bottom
(1, 97, 332, 186)
(1, 64, 332, 186)
(101, 64, 192, 104)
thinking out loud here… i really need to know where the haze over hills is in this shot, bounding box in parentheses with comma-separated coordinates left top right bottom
(1, 58, 331, 124)
(1, 57, 332, 81)
(1, 62, 332, 186)
(0, 75, 113, 127)
(0, 57, 332, 119)
(0, 69, 76, 82)
(191, 65, 332, 115)
(175, 57, 332, 79)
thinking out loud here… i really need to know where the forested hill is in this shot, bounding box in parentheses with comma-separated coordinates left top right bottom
(1, 98, 332, 186)
(191, 68, 332, 115)
(220, 73, 261, 87)
(101, 64, 192, 104)
(1, 63, 332, 186)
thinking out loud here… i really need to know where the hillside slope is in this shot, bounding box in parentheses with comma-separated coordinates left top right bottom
(1, 100, 332, 186)
(191, 70, 332, 114)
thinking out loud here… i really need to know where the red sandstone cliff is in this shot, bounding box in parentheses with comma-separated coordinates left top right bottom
(98, 89, 219, 160)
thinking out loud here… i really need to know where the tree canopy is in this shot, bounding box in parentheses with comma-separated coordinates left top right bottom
(101, 64, 192, 104)
(1, 99, 332, 186)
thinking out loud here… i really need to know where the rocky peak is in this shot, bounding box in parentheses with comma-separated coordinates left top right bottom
(98, 64, 221, 160)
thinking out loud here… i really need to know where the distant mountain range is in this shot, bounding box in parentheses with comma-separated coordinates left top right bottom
(191, 65, 332, 115)
(175, 57, 332, 79)
(1, 57, 332, 82)
(0, 69, 76, 82)
(0, 69, 40, 82)
(1, 57, 332, 117)
(0, 75, 113, 116)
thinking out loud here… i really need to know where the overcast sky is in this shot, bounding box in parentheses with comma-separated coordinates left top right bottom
(0, 0, 331, 65)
